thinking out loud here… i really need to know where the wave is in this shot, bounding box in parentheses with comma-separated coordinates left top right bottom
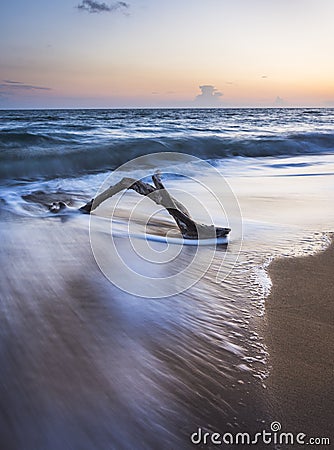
(1, 132, 334, 180)
(0, 130, 88, 147)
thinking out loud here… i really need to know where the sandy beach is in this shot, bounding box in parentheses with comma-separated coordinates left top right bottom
(265, 236, 334, 444)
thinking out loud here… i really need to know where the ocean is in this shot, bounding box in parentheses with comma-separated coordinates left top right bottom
(0, 108, 333, 449)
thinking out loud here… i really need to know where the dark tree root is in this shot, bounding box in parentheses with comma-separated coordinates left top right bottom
(78, 173, 230, 240)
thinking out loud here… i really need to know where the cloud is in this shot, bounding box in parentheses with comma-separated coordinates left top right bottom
(0, 80, 51, 94)
(274, 96, 285, 106)
(261, 75, 268, 79)
(195, 85, 223, 107)
(76, 0, 129, 14)
(3, 80, 22, 85)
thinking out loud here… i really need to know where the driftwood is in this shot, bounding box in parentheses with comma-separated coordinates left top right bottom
(78, 173, 230, 240)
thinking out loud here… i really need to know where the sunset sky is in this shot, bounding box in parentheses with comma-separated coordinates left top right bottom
(1, 0, 334, 108)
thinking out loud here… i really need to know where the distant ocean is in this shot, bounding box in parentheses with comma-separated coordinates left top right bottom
(1, 108, 334, 449)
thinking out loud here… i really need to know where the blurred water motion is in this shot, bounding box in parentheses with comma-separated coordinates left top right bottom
(1, 108, 333, 449)
(0, 215, 269, 449)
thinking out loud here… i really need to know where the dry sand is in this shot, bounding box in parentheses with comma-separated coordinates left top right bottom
(265, 236, 334, 445)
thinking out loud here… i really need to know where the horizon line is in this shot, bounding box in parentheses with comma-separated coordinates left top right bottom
(1, 106, 333, 111)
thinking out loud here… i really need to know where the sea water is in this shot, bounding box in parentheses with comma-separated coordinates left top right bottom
(0, 108, 333, 449)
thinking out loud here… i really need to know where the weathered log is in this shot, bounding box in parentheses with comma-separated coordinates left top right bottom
(79, 173, 230, 240)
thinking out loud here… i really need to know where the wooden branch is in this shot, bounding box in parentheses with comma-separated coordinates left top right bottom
(79, 173, 230, 240)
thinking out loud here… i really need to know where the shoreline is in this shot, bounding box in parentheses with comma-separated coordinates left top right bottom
(265, 235, 334, 443)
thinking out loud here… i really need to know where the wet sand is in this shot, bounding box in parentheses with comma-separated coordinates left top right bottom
(0, 216, 269, 449)
(265, 236, 334, 444)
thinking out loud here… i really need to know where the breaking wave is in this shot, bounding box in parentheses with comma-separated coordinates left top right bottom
(1, 132, 334, 180)
(1, 108, 334, 180)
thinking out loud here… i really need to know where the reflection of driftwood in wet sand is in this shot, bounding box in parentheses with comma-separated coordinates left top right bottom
(78, 173, 230, 240)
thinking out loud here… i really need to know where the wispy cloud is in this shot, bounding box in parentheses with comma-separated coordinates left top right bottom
(3, 80, 22, 85)
(76, 0, 129, 14)
(0, 80, 51, 91)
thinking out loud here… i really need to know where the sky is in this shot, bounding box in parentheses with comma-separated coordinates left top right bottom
(1, 0, 334, 108)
